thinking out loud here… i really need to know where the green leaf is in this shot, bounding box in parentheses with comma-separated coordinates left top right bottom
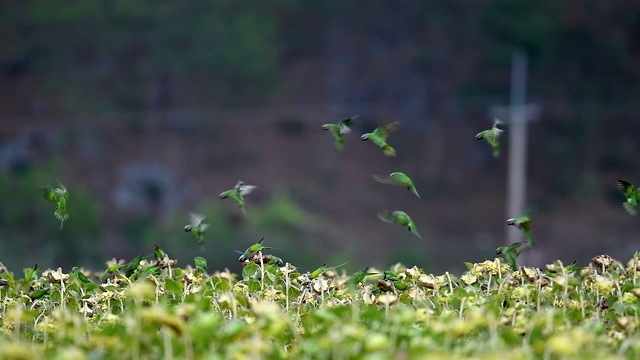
(242, 263, 260, 280)
(164, 279, 183, 293)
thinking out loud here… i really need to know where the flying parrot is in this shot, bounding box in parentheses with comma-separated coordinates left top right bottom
(615, 178, 640, 215)
(184, 212, 210, 249)
(40, 181, 69, 229)
(475, 118, 504, 158)
(377, 210, 423, 240)
(361, 121, 400, 157)
(373, 172, 420, 199)
(322, 115, 357, 150)
(220, 180, 257, 214)
(506, 214, 532, 246)
(496, 241, 530, 270)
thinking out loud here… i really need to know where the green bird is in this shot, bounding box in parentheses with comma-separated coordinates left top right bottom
(615, 179, 640, 215)
(506, 214, 532, 246)
(475, 118, 504, 158)
(322, 115, 357, 150)
(154, 245, 167, 261)
(373, 172, 420, 199)
(29, 288, 50, 300)
(496, 241, 530, 270)
(309, 261, 348, 279)
(71, 267, 93, 284)
(131, 264, 161, 282)
(220, 181, 257, 214)
(184, 213, 210, 248)
(361, 121, 400, 157)
(347, 267, 378, 292)
(194, 256, 208, 273)
(125, 254, 147, 278)
(101, 262, 123, 282)
(40, 181, 69, 229)
(238, 238, 276, 263)
(377, 210, 423, 240)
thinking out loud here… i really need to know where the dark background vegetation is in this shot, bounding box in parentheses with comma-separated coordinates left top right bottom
(1, 1, 640, 274)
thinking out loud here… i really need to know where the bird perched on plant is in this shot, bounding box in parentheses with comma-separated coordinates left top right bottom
(373, 172, 420, 199)
(506, 213, 532, 246)
(377, 210, 422, 240)
(194, 256, 208, 273)
(184, 213, 210, 249)
(238, 238, 276, 263)
(615, 178, 640, 215)
(322, 115, 357, 150)
(496, 241, 530, 270)
(39, 181, 69, 229)
(361, 121, 400, 157)
(475, 118, 504, 158)
(347, 267, 378, 292)
(220, 181, 257, 214)
(309, 261, 348, 279)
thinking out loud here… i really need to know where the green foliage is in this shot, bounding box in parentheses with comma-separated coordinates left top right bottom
(0, 252, 639, 357)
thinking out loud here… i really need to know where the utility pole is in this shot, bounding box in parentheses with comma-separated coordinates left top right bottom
(489, 50, 541, 255)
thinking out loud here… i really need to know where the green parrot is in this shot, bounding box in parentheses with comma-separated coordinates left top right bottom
(373, 172, 420, 199)
(309, 261, 348, 279)
(506, 214, 532, 246)
(131, 264, 161, 282)
(238, 238, 276, 263)
(377, 210, 422, 240)
(71, 267, 93, 284)
(615, 179, 640, 215)
(475, 118, 504, 158)
(496, 241, 530, 270)
(346, 267, 378, 292)
(40, 181, 69, 229)
(220, 181, 257, 214)
(322, 115, 357, 150)
(361, 121, 400, 157)
(101, 262, 123, 282)
(184, 213, 210, 249)
(194, 256, 208, 273)
(125, 254, 147, 278)
(29, 288, 50, 300)
(154, 245, 167, 262)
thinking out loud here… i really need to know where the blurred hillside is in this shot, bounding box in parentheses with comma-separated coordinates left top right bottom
(1, 1, 640, 273)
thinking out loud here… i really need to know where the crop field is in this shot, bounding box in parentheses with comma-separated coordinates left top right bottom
(0, 245, 639, 359)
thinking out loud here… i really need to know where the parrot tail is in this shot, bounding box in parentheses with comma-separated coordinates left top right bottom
(383, 145, 396, 157)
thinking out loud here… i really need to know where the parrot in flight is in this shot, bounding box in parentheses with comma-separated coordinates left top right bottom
(373, 172, 420, 199)
(220, 181, 257, 214)
(506, 213, 532, 246)
(615, 178, 640, 215)
(184, 212, 210, 249)
(361, 121, 400, 157)
(496, 241, 530, 270)
(322, 115, 357, 150)
(377, 210, 422, 240)
(40, 181, 69, 230)
(475, 118, 504, 158)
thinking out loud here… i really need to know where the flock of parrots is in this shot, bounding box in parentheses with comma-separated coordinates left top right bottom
(36, 116, 640, 273)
